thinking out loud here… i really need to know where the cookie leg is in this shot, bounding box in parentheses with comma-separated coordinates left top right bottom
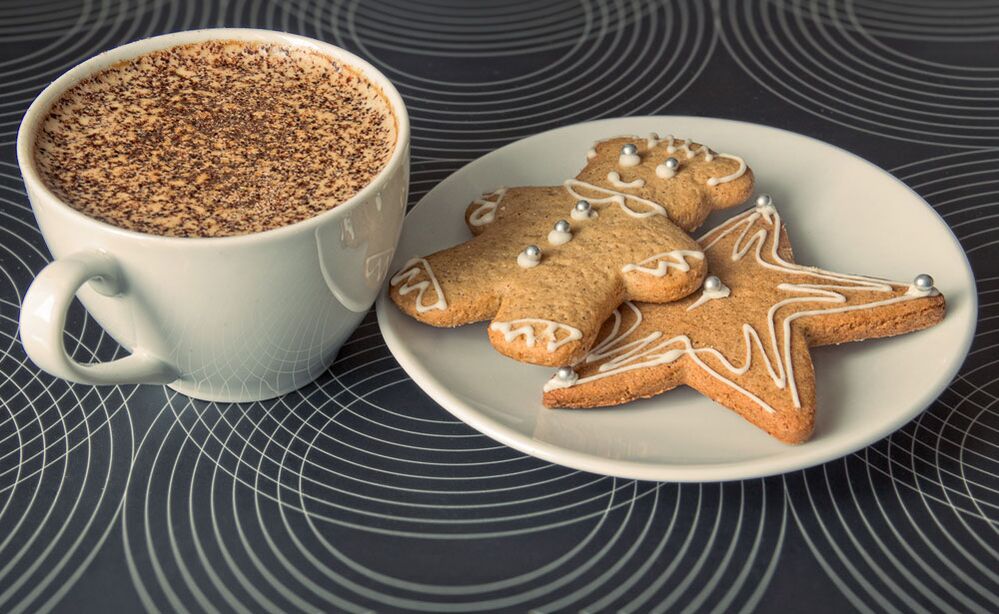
(487, 268, 624, 367)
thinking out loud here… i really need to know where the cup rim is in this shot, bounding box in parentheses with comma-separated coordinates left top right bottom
(16, 28, 410, 246)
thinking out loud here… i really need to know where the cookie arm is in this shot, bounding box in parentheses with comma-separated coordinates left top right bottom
(619, 220, 708, 303)
(388, 244, 509, 327)
(464, 188, 508, 236)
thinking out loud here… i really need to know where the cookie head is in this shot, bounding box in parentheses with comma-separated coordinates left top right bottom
(575, 135, 754, 231)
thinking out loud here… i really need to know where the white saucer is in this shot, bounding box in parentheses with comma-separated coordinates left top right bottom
(375, 116, 976, 482)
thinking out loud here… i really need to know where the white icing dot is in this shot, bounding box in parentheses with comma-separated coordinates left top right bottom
(655, 164, 676, 179)
(905, 283, 940, 297)
(544, 369, 578, 392)
(686, 277, 731, 311)
(518, 250, 541, 268)
(570, 200, 597, 221)
(548, 229, 572, 245)
(618, 153, 641, 168)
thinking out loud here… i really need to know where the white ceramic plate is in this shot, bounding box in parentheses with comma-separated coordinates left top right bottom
(375, 116, 976, 482)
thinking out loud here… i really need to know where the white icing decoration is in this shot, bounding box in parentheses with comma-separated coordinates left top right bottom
(621, 250, 704, 277)
(554, 208, 938, 415)
(517, 250, 541, 268)
(587, 134, 744, 185)
(618, 153, 641, 167)
(707, 154, 747, 187)
(564, 179, 667, 219)
(390, 258, 447, 313)
(661, 135, 747, 187)
(756, 201, 777, 217)
(544, 369, 579, 392)
(607, 171, 645, 189)
(655, 163, 676, 179)
(586, 148, 597, 160)
(906, 283, 940, 297)
(571, 206, 598, 221)
(469, 188, 507, 227)
(490, 320, 583, 353)
(687, 279, 731, 311)
(571, 303, 782, 413)
(548, 229, 572, 245)
(664, 135, 714, 161)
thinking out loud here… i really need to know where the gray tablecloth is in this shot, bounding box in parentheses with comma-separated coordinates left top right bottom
(1, 1, 996, 612)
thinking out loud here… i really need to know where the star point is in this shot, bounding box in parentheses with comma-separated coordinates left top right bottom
(544, 204, 946, 444)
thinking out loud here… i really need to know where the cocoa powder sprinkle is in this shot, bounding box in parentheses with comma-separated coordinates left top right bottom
(34, 40, 398, 238)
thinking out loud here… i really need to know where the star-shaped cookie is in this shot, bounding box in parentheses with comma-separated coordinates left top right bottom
(389, 134, 754, 367)
(542, 197, 946, 444)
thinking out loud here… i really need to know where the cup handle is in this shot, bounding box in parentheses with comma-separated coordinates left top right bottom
(19, 250, 178, 385)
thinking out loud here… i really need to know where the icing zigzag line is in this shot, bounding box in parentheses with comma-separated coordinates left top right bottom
(553, 207, 936, 414)
(390, 258, 447, 313)
(621, 250, 704, 277)
(469, 188, 507, 227)
(563, 179, 667, 219)
(490, 319, 583, 352)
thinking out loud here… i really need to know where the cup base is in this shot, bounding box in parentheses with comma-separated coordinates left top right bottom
(165, 366, 331, 403)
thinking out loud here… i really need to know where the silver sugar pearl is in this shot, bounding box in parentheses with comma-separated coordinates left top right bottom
(914, 274, 934, 290)
(664, 157, 679, 170)
(525, 245, 542, 258)
(756, 194, 773, 208)
(574, 200, 591, 212)
(554, 219, 571, 233)
(557, 366, 575, 381)
(621, 143, 638, 156)
(704, 275, 722, 292)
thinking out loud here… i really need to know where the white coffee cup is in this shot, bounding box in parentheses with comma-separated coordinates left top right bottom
(16, 28, 410, 402)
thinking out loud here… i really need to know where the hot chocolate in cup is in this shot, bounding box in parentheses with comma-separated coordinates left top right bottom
(17, 29, 410, 402)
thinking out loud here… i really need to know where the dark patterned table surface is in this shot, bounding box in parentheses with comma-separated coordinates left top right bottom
(1, 1, 997, 612)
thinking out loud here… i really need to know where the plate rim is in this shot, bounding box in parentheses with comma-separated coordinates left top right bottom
(375, 115, 978, 482)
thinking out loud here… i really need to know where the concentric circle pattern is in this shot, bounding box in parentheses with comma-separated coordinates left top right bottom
(0, 1, 996, 612)
(718, 0, 999, 147)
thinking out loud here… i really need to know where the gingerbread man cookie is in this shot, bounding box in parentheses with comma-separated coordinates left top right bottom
(542, 196, 946, 444)
(389, 133, 754, 366)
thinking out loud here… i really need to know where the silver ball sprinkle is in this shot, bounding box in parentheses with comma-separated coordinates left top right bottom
(914, 274, 934, 290)
(525, 245, 542, 258)
(704, 275, 722, 292)
(756, 194, 773, 208)
(574, 200, 591, 212)
(665, 157, 679, 170)
(554, 219, 571, 233)
(557, 366, 575, 381)
(621, 143, 638, 156)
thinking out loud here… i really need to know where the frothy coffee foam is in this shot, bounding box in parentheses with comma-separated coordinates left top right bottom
(34, 40, 397, 238)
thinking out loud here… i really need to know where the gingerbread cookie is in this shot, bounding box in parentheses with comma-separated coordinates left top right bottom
(543, 196, 946, 444)
(389, 133, 754, 366)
